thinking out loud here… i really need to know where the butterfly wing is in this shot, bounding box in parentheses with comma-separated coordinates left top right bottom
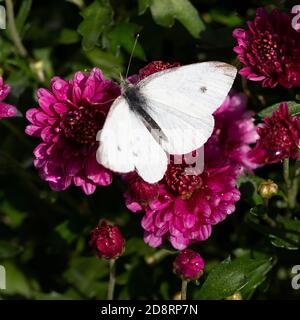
(141, 98, 214, 154)
(96, 96, 168, 183)
(137, 61, 237, 154)
(138, 61, 237, 118)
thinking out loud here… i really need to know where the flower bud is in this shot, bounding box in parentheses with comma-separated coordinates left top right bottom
(258, 179, 278, 199)
(173, 249, 205, 280)
(226, 292, 243, 300)
(90, 220, 125, 259)
(128, 174, 159, 203)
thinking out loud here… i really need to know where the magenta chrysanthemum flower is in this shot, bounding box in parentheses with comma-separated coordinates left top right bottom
(212, 92, 258, 170)
(125, 147, 241, 250)
(139, 61, 180, 80)
(173, 249, 205, 280)
(249, 102, 300, 164)
(233, 8, 300, 88)
(90, 220, 125, 259)
(26, 68, 120, 194)
(0, 76, 18, 119)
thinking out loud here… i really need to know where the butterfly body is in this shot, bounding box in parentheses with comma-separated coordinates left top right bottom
(122, 83, 165, 137)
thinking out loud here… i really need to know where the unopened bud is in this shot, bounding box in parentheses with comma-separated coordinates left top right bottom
(90, 220, 125, 260)
(258, 179, 278, 199)
(173, 249, 205, 281)
(226, 292, 242, 300)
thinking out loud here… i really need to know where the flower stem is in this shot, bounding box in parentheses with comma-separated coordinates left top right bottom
(5, 0, 28, 57)
(181, 280, 188, 300)
(263, 197, 269, 208)
(291, 160, 300, 208)
(283, 158, 297, 209)
(107, 259, 116, 300)
(145, 249, 172, 265)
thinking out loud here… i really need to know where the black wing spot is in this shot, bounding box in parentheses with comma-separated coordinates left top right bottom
(200, 86, 207, 93)
(117, 146, 122, 151)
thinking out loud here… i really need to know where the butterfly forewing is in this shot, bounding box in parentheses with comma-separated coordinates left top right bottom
(138, 61, 237, 119)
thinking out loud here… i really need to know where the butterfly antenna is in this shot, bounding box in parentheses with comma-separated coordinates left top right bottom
(125, 33, 140, 79)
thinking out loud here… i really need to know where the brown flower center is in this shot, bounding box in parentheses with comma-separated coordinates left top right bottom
(254, 32, 283, 69)
(263, 123, 295, 154)
(164, 164, 202, 199)
(62, 106, 105, 144)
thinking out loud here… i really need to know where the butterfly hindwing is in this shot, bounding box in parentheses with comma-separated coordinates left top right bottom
(97, 96, 168, 183)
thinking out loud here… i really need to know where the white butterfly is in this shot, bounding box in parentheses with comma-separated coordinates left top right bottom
(96, 61, 237, 183)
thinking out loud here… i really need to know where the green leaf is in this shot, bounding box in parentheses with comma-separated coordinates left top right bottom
(78, 0, 113, 51)
(209, 9, 242, 27)
(249, 205, 267, 217)
(0, 201, 27, 229)
(277, 216, 300, 232)
(196, 256, 273, 300)
(246, 213, 300, 250)
(239, 258, 274, 299)
(107, 22, 146, 60)
(16, 0, 32, 34)
(64, 257, 109, 298)
(269, 235, 298, 250)
(237, 174, 264, 205)
(138, 0, 150, 14)
(258, 101, 300, 119)
(55, 221, 77, 244)
(84, 48, 124, 78)
(0, 241, 22, 259)
(270, 216, 300, 250)
(34, 289, 82, 300)
(139, 0, 205, 38)
(59, 28, 80, 45)
(1, 262, 32, 298)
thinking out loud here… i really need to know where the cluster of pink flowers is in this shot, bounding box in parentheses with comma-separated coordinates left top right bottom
(25, 68, 120, 194)
(249, 102, 300, 164)
(233, 8, 300, 88)
(233, 8, 300, 164)
(0, 77, 18, 119)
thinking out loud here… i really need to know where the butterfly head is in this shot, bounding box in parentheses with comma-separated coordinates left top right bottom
(119, 74, 134, 94)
